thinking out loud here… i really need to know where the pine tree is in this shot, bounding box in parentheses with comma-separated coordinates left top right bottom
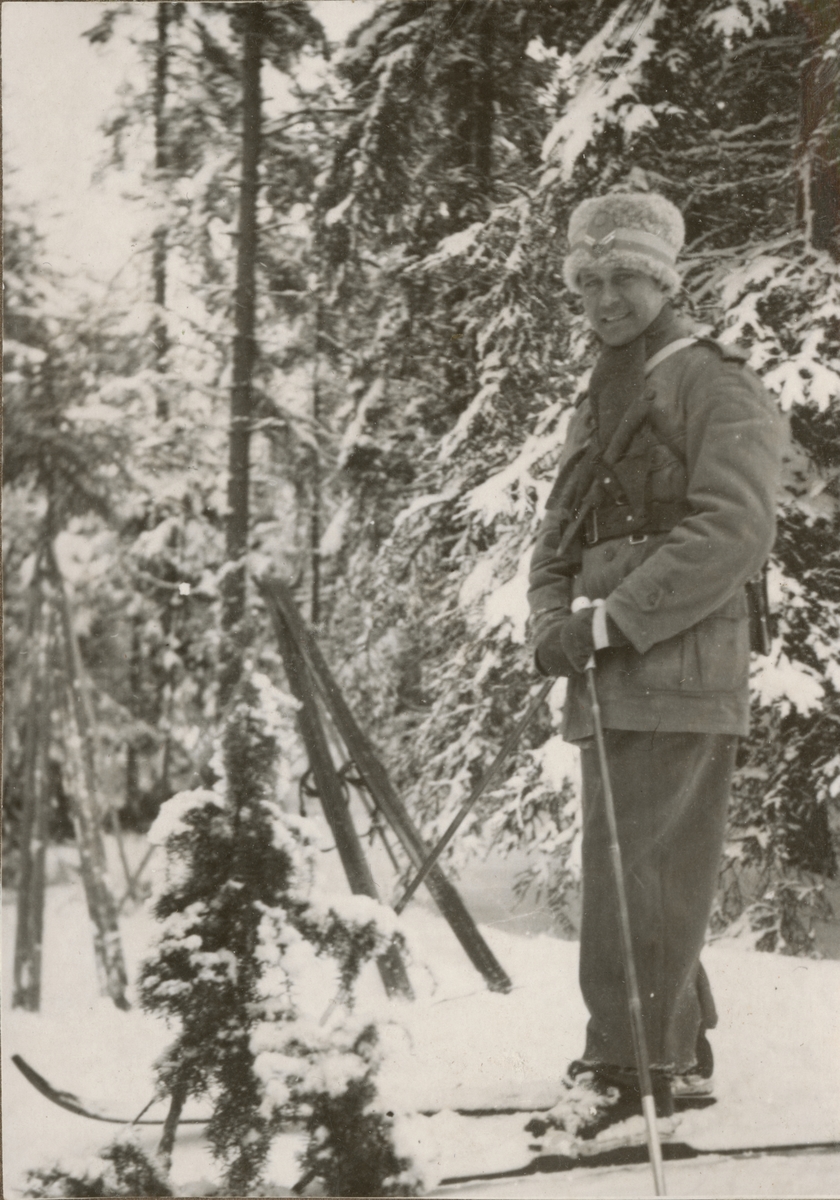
(73, 2, 340, 831)
(315, 0, 840, 946)
(4, 207, 136, 1006)
(140, 671, 419, 1194)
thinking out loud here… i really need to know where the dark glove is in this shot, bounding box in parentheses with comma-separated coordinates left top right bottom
(559, 606, 631, 674)
(558, 607, 596, 674)
(534, 619, 576, 677)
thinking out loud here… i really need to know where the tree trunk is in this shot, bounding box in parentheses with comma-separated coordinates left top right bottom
(446, 0, 494, 206)
(124, 616, 143, 830)
(310, 297, 322, 625)
(13, 580, 52, 1011)
(125, 1, 173, 816)
(219, 2, 263, 707)
(472, 9, 494, 188)
(152, 0, 171, 414)
(157, 1080, 188, 1167)
(48, 546, 130, 1010)
(797, 0, 840, 258)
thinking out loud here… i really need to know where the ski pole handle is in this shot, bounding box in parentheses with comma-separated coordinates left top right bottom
(570, 595, 603, 671)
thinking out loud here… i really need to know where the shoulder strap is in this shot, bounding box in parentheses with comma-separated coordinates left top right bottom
(644, 334, 751, 377)
(694, 336, 751, 363)
(644, 337, 698, 375)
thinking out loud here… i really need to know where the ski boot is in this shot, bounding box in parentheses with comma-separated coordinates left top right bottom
(526, 1061, 677, 1158)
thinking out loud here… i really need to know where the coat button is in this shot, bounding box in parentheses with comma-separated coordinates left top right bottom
(603, 543, 616, 562)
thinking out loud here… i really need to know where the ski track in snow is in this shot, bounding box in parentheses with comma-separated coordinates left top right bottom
(3, 857, 840, 1198)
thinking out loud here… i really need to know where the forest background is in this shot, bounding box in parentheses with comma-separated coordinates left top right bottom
(4, 0, 840, 981)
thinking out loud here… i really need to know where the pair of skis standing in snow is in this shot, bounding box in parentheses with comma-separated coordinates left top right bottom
(522, 190, 783, 1177)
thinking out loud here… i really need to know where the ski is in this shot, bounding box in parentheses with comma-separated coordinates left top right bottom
(11, 1055, 207, 1126)
(439, 1137, 840, 1186)
(420, 1096, 715, 1117)
(15, 1052, 840, 1186)
(12, 1052, 715, 1127)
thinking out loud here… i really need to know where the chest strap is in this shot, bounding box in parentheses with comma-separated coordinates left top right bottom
(581, 337, 697, 546)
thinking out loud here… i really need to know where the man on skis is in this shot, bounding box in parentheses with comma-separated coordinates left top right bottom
(527, 189, 782, 1145)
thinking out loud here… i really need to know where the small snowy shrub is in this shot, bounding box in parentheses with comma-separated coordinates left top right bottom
(296, 1032, 419, 1196)
(24, 1140, 171, 1197)
(141, 673, 418, 1195)
(254, 1012, 421, 1197)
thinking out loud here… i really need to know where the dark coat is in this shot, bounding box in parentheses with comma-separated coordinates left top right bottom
(528, 336, 783, 740)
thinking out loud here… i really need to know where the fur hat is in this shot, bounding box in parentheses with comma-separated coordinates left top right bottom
(563, 192, 685, 296)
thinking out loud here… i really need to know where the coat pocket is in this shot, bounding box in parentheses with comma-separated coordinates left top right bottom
(623, 589, 750, 694)
(681, 592, 750, 692)
(623, 633, 683, 692)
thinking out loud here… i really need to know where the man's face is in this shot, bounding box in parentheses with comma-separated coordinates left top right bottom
(579, 265, 667, 346)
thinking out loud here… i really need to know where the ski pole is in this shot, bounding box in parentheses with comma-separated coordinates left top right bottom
(394, 677, 554, 914)
(574, 597, 667, 1196)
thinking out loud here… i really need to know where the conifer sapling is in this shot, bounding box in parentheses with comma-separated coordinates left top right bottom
(141, 672, 420, 1195)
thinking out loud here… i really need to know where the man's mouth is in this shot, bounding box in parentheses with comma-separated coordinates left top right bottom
(601, 314, 630, 324)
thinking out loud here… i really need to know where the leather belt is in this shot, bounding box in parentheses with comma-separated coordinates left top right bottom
(583, 499, 689, 547)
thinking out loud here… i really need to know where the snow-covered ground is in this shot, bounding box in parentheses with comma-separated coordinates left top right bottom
(3, 839, 840, 1198)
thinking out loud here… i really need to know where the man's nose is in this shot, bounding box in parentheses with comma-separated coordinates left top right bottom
(600, 281, 621, 308)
